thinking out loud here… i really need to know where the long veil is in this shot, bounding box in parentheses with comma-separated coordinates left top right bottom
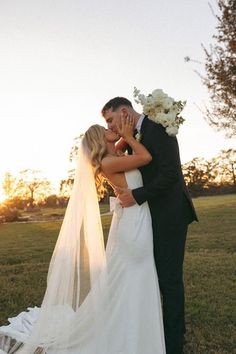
(10, 141, 108, 354)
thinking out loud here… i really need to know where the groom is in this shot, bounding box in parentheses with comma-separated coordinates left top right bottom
(102, 97, 198, 354)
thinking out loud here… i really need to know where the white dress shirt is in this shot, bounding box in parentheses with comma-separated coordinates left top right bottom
(135, 113, 145, 133)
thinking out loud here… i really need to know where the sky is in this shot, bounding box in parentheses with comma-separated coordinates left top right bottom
(0, 0, 235, 199)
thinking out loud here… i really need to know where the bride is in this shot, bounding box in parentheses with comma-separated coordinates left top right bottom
(0, 116, 166, 354)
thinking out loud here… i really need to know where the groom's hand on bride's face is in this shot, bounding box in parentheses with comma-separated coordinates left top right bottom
(115, 187, 136, 207)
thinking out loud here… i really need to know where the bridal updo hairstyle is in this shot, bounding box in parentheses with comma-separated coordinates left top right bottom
(82, 124, 107, 200)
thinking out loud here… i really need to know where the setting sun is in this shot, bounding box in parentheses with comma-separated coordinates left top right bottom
(0, 182, 5, 203)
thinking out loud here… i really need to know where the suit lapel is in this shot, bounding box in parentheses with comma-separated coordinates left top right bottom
(140, 116, 149, 140)
(127, 116, 149, 154)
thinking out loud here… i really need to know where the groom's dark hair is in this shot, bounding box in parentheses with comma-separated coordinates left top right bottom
(101, 97, 133, 116)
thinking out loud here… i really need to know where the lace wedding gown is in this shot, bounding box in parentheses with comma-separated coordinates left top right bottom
(0, 170, 166, 354)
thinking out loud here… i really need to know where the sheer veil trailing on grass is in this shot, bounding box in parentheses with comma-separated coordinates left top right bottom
(0, 142, 109, 354)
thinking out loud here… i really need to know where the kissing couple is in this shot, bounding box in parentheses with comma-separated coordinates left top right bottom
(0, 96, 198, 354)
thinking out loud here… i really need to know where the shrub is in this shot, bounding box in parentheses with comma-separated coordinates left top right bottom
(0, 205, 21, 222)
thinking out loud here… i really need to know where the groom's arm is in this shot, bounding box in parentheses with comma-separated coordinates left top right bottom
(132, 128, 180, 205)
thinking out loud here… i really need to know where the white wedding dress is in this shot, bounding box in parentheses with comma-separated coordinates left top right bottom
(0, 170, 166, 354)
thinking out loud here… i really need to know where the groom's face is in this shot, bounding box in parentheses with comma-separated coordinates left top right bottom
(103, 107, 127, 134)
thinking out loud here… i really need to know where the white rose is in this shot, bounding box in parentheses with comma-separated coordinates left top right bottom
(166, 111, 176, 124)
(162, 97, 174, 110)
(154, 113, 168, 127)
(169, 108, 180, 116)
(145, 107, 156, 118)
(152, 89, 167, 101)
(147, 96, 155, 105)
(138, 94, 146, 105)
(154, 97, 164, 107)
(152, 89, 164, 97)
(166, 125, 179, 136)
(154, 106, 164, 114)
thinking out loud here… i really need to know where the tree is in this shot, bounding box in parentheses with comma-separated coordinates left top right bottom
(183, 157, 210, 196)
(202, 0, 236, 137)
(2, 172, 17, 200)
(4, 196, 31, 210)
(182, 149, 236, 196)
(213, 148, 236, 185)
(59, 177, 74, 197)
(44, 194, 59, 207)
(16, 169, 52, 209)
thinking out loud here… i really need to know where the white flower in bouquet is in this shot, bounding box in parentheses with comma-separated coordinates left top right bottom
(133, 87, 186, 137)
(166, 125, 179, 136)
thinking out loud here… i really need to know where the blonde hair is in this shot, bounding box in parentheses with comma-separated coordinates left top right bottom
(82, 125, 108, 200)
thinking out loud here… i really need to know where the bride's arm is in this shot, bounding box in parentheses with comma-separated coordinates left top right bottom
(115, 137, 127, 153)
(101, 118, 152, 174)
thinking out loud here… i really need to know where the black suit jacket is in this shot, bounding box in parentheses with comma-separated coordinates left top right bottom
(131, 117, 198, 236)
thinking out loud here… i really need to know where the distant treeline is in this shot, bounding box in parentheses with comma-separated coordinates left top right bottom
(1, 149, 235, 215)
(182, 149, 236, 197)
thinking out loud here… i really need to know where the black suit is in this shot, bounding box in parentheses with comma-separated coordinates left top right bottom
(131, 117, 198, 354)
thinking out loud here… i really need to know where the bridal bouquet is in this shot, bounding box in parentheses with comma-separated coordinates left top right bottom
(133, 87, 186, 137)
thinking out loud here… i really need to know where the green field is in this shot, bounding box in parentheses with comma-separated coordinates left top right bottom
(0, 195, 235, 353)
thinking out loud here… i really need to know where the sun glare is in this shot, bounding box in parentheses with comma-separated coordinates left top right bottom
(0, 186, 5, 204)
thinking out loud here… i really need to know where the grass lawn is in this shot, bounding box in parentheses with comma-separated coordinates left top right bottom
(0, 194, 235, 353)
(20, 203, 110, 220)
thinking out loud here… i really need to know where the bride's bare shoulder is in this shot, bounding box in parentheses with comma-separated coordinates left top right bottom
(101, 155, 118, 172)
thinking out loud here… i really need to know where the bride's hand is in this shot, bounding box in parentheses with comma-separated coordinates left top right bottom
(115, 115, 134, 140)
